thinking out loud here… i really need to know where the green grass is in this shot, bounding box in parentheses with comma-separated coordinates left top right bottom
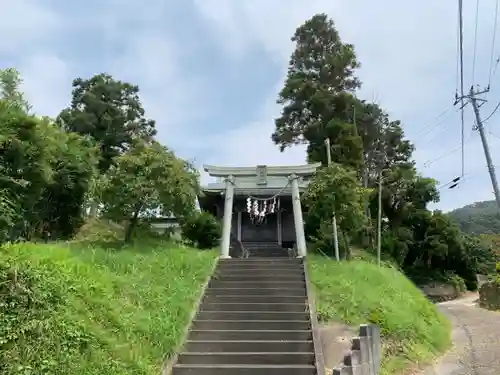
(0, 240, 217, 375)
(308, 255, 451, 374)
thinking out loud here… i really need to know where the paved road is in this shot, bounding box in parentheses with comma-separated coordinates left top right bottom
(420, 294, 500, 375)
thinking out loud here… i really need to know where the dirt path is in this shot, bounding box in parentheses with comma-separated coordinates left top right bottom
(419, 294, 500, 375)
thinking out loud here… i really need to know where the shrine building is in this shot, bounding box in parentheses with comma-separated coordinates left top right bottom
(198, 163, 321, 258)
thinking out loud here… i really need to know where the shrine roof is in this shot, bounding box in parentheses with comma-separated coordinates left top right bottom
(203, 163, 321, 177)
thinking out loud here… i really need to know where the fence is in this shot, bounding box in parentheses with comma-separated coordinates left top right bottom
(332, 324, 381, 375)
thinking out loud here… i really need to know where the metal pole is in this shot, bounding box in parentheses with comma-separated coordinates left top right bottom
(377, 173, 382, 267)
(325, 138, 340, 261)
(470, 88, 500, 209)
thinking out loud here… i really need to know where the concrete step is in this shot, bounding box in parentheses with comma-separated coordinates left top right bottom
(200, 303, 307, 312)
(184, 340, 314, 353)
(196, 311, 310, 321)
(209, 280, 305, 289)
(213, 275, 305, 282)
(220, 258, 302, 265)
(216, 267, 304, 274)
(191, 320, 312, 331)
(203, 295, 307, 304)
(188, 330, 312, 341)
(176, 352, 316, 365)
(204, 288, 306, 297)
(172, 364, 316, 375)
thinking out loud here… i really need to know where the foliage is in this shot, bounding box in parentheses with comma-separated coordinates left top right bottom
(308, 256, 451, 374)
(181, 211, 221, 249)
(0, 241, 216, 375)
(449, 200, 500, 235)
(57, 73, 157, 173)
(0, 68, 197, 245)
(100, 141, 200, 243)
(273, 13, 491, 298)
(304, 163, 369, 257)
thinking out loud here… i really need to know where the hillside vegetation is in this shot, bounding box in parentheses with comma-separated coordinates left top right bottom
(449, 200, 500, 235)
(309, 256, 451, 374)
(0, 240, 217, 375)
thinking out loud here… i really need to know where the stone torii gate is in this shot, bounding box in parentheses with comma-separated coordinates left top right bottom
(202, 163, 321, 258)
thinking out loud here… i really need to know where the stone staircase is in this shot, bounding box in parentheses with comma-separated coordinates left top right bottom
(171, 257, 322, 375)
(240, 242, 289, 257)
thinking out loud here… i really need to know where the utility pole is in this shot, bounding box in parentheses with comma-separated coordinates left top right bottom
(325, 138, 340, 261)
(376, 125, 385, 267)
(376, 173, 382, 267)
(469, 86, 500, 209)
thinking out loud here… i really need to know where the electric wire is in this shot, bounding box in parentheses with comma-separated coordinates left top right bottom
(412, 106, 456, 138)
(458, 0, 466, 177)
(489, 0, 500, 88)
(422, 130, 476, 168)
(481, 100, 500, 124)
(471, 0, 480, 85)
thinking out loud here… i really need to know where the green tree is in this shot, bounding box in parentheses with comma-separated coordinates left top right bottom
(272, 14, 362, 165)
(101, 142, 200, 242)
(0, 68, 31, 112)
(57, 73, 157, 173)
(304, 163, 369, 258)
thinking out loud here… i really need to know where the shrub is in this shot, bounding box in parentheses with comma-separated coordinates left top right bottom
(181, 211, 221, 249)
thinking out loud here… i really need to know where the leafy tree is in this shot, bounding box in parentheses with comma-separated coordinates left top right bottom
(304, 163, 369, 258)
(272, 14, 361, 158)
(181, 211, 221, 249)
(57, 73, 157, 173)
(35, 121, 98, 238)
(0, 68, 31, 112)
(101, 142, 200, 242)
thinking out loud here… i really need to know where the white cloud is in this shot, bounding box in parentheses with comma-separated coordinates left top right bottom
(20, 54, 72, 117)
(5, 0, 500, 211)
(0, 0, 62, 54)
(192, 0, 500, 210)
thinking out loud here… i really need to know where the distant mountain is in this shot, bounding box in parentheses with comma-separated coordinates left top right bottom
(448, 200, 500, 235)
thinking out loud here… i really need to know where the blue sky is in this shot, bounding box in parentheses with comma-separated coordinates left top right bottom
(3, 0, 500, 211)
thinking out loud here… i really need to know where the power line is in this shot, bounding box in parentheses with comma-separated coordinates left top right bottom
(457, 0, 466, 176)
(412, 106, 456, 138)
(422, 131, 476, 168)
(471, 0, 480, 84)
(489, 0, 500, 88)
(481, 100, 500, 124)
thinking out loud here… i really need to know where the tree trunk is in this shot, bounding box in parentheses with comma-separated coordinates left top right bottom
(125, 210, 140, 243)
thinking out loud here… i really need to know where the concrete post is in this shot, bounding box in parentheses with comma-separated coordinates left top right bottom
(220, 175, 234, 259)
(290, 174, 307, 257)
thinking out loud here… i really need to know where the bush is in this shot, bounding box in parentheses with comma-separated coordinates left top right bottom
(181, 211, 221, 249)
(308, 256, 451, 374)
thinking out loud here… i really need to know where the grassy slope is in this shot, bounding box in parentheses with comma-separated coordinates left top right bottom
(0, 240, 217, 375)
(308, 255, 451, 374)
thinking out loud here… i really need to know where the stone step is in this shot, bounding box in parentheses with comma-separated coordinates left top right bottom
(172, 364, 316, 375)
(188, 330, 312, 341)
(209, 280, 305, 289)
(220, 258, 302, 264)
(196, 311, 310, 321)
(204, 288, 306, 297)
(213, 275, 305, 282)
(203, 295, 307, 304)
(191, 320, 312, 331)
(184, 340, 314, 353)
(200, 303, 307, 312)
(176, 352, 315, 365)
(216, 266, 303, 273)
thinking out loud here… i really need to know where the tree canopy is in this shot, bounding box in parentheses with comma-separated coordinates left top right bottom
(273, 13, 497, 286)
(0, 68, 199, 243)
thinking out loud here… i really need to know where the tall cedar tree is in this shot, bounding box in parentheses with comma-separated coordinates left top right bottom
(273, 13, 363, 169)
